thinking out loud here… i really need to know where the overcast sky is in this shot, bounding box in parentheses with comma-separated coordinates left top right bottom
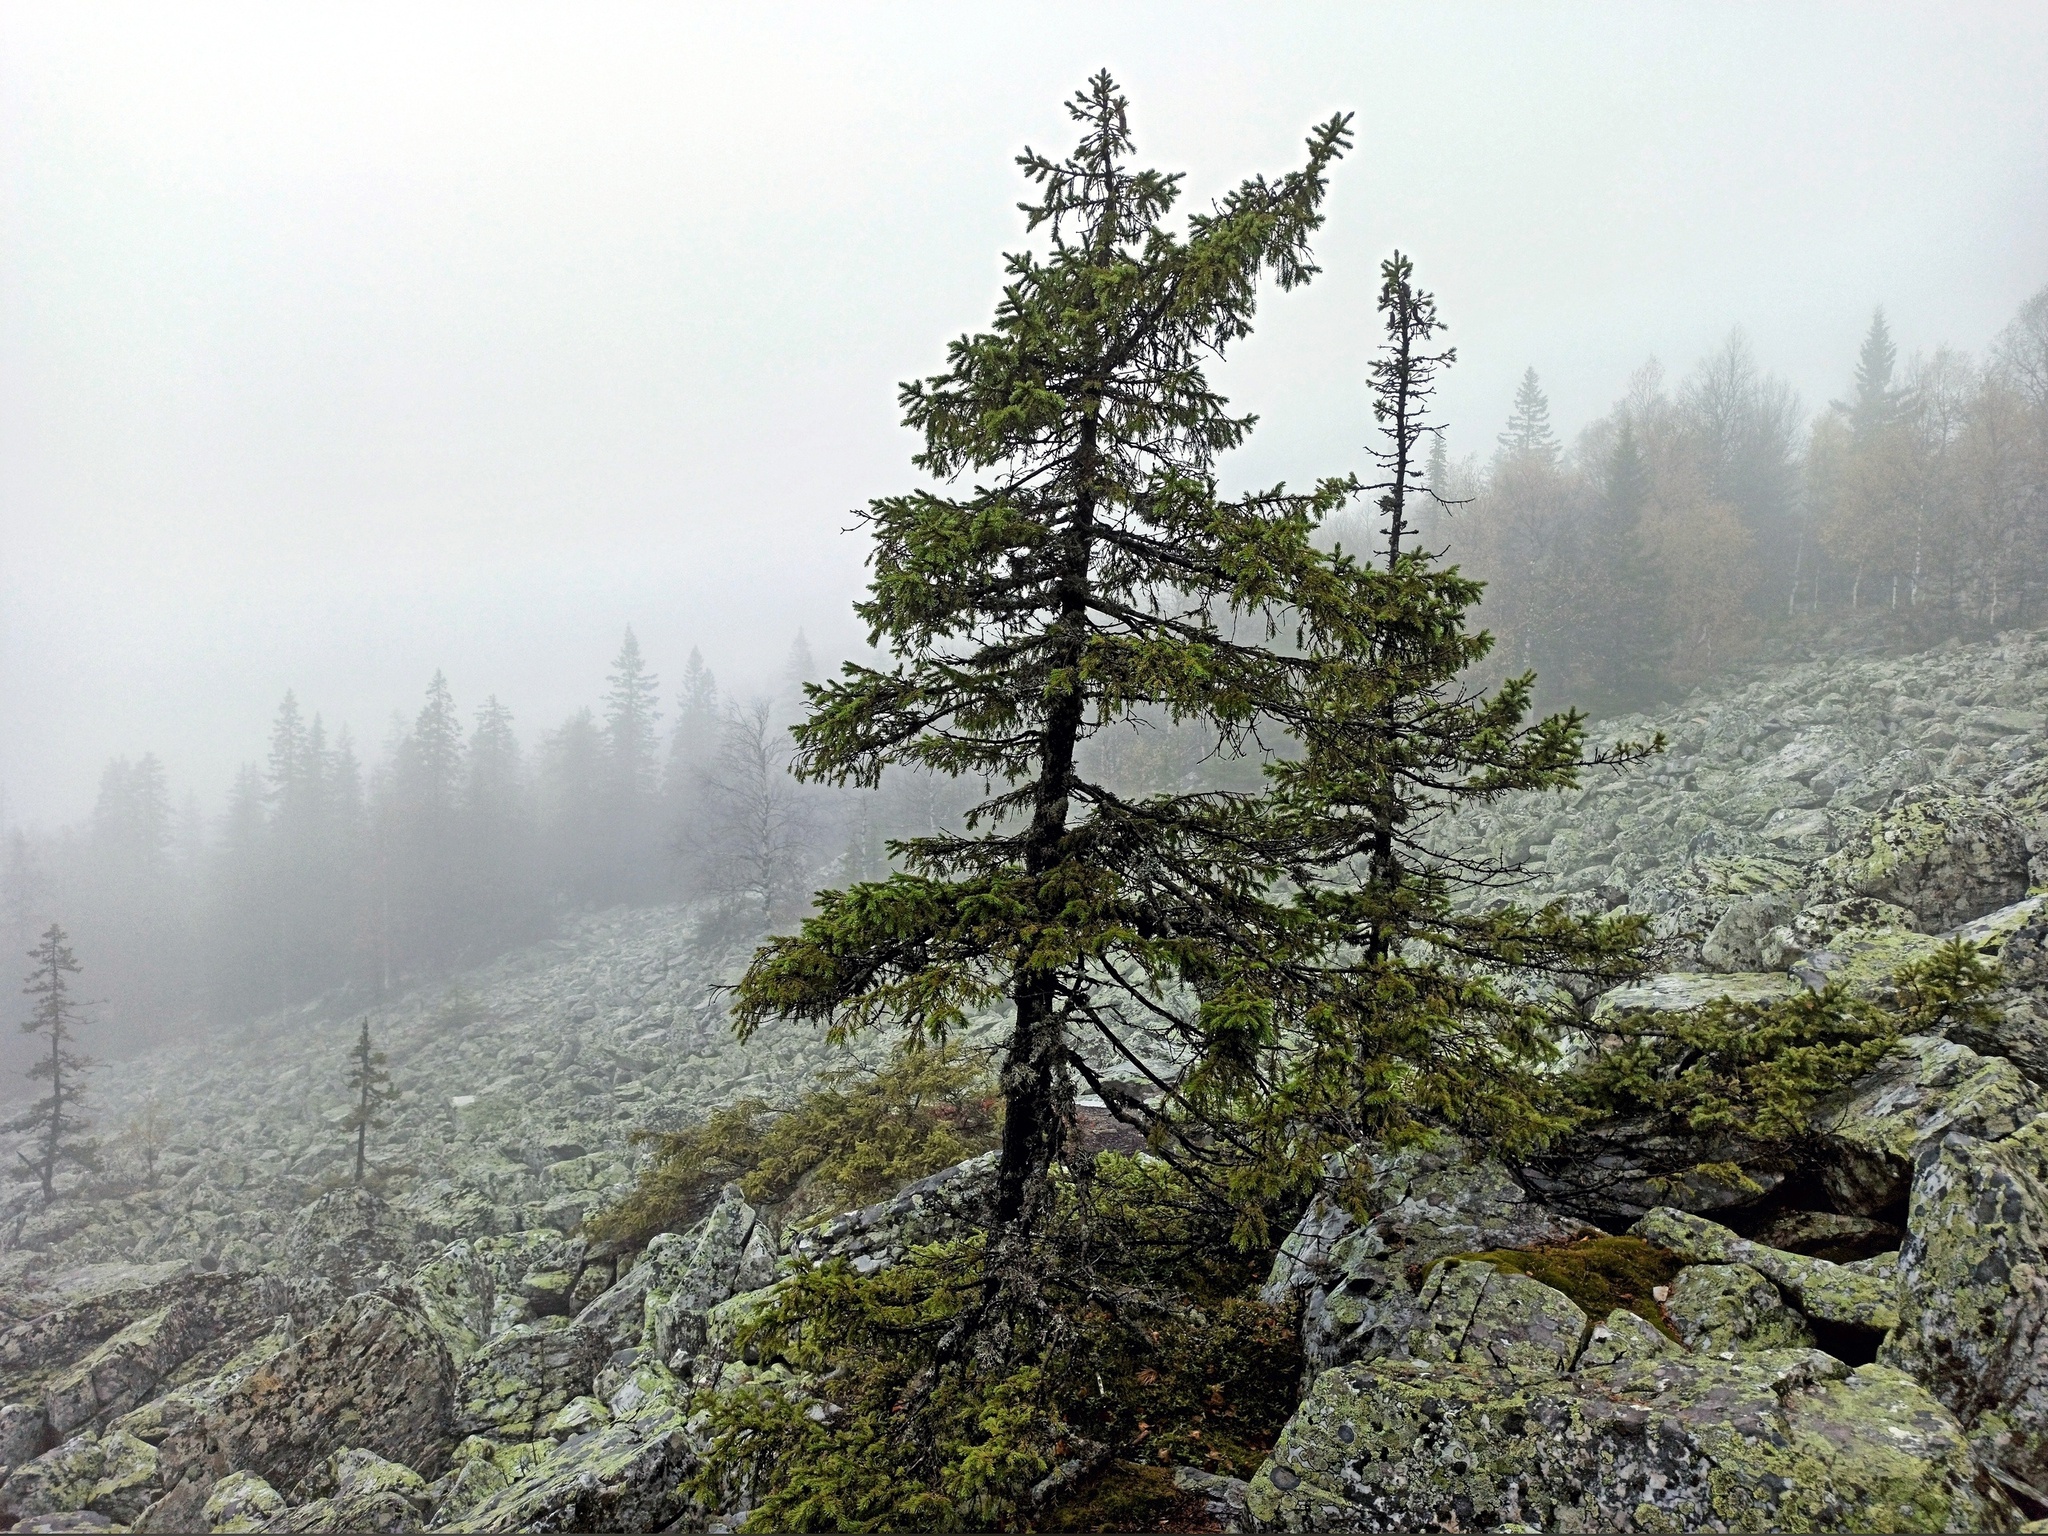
(2, 2, 2044, 827)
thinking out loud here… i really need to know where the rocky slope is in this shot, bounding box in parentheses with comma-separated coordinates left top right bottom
(2, 623, 2047, 1532)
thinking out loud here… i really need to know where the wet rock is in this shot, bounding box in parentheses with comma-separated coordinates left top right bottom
(446, 1401, 700, 1534)
(282, 1188, 419, 1298)
(160, 1291, 455, 1495)
(1664, 1262, 1814, 1352)
(198, 1469, 284, 1531)
(411, 1230, 577, 1365)
(1575, 1307, 1677, 1369)
(1808, 791, 2031, 931)
(271, 1447, 434, 1534)
(1814, 1033, 2042, 1214)
(784, 1152, 998, 1276)
(638, 1186, 778, 1369)
(1630, 1206, 1900, 1333)
(1245, 1349, 2011, 1532)
(1882, 1113, 2048, 1497)
(452, 1322, 609, 1442)
(1753, 1209, 1902, 1261)
(1522, 1111, 1792, 1227)
(1702, 892, 1798, 971)
(1261, 1137, 1592, 1377)
(1588, 969, 1801, 1020)
(426, 1437, 549, 1526)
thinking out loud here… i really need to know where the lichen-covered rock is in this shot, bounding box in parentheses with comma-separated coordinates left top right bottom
(1401, 1260, 1587, 1379)
(411, 1230, 578, 1365)
(446, 1402, 700, 1533)
(1808, 791, 2031, 931)
(1575, 1307, 1678, 1369)
(1, 1400, 50, 1471)
(452, 1322, 608, 1441)
(636, 1186, 777, 1369)
(1812, 1033, 2041, 1214)
(1702, 893, 1798, 971)
(1753, 1209, 1902, 1261)
(1261, 1138, 1592, 1377)
(426, 1436, 549, 1525)
(1665, 1262, 1814, 1352)
(269, 1447, 435, 1533)
(159, 1291, 455, 1495)
(1883, 1114, 2048, 1495)
(1245, 1349, 2011, 1532)
(784, 1152, 997, 1276)
(0, 1427, 158, 1526)
(1589, 970, 1801, 1021)
(199, 1469, 284, 1532)
(1631, 1206, 1900, 1334)
(282, 1188, 420, 1298)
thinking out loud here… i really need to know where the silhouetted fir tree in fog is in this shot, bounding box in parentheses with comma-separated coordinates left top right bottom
(541, 706, 608, 904)
(686, 699, 823, 932)
(1844, 307, 1901, 441)
(8, 925, 94, 1206)
(377, 673, 466, 979)
(463, 696, 539, 954)
(664, 648, 720, 855)
(343, 1017, 395, 1185)
(1498, 367, 1559, 464)
(601, 629, 664, 900)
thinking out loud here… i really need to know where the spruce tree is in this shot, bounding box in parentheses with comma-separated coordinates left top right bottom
(1255, 260, 1654, 1182)
(734, 73, 1357, 1341)
(1849, 306, 1899, 439)
(8, 925, 95, 1206)
(343, 1017, 395, 1185)
(1498, 365, 1560, 463)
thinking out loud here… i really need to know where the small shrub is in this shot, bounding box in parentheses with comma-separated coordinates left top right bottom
(586, 1043, 1000, 1251)
(1562, 941, 2001, 1190)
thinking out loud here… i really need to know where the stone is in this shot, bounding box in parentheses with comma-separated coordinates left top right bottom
(636, 1186, 778, 1369)
(0, 1429, 156, 1526)
(1812, 1033, 2041, 1214)
(1629, 1207, 1900, 1333)
(282, 1188, 419, 1298)
(1808, 791, 2032, 931)
(539, 1395, 609, 1440)
(1664, 1262, 1815, 1352)
(411, 1230, 577, 1364)
(1588, 970, 1801, 1022)
(1702, 892, 1797, 972)
(1882, 1114, 2048, 1496)
(1260, 1137, 1592, 1377)
(199, 1470, 285, 1532)
(269, 1447, 436, 1532)
(1245, 1350, 2011, 1532)
(159, 1291, 456, 1495)
(447, 1402, 700, 1533)
(1, 1400, 51, 1472)
(452, 1322, 609, 1441)
(1574, 1307, 1678, 1370)
(1403, 1260, 1587, 1379)
(1752, 1209, 1902, 1262)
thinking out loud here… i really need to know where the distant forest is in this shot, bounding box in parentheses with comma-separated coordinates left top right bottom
(3, 285, 2044, 1067)
(1340, 285, 2048, 712)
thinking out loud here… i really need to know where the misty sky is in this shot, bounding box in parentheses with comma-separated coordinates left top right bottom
(3, 2, 2044, 827)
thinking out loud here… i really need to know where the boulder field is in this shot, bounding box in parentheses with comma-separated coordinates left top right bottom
(1, 624, 2046, 1531)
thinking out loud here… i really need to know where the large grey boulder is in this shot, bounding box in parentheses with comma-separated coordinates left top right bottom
(451, 1321, 609, 1442)
(1807, 791, 2031, 931)
(446, 1401, 700, 1533)
(157, 1291, 456, 1496)
(269, 1447, 435, 1533)
(1631, 1207, 1899, 1333)
(411, 1229, 580, 1366)
(1261, 1137, 1591, 1377)
(1245, 1349, 2011, 1532)
(283, 1189, 420, 1299)
(1663, 1262, 1814, 1352)
(1811, 1033, 2041, 1214)
(1398, 1259, 1586, 1379)
(1882, 1113, 2048, 1498)
(0, 1429, 159, 1527)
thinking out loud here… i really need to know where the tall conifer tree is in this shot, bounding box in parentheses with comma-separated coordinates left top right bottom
(8, 925, 94, 1205)
(735, 73, 1358, 1338)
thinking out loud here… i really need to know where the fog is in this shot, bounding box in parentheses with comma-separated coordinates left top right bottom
(4, 3, 2043, 829)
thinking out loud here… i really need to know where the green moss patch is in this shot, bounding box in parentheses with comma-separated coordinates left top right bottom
(1437, 1234, 1685, 1339)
